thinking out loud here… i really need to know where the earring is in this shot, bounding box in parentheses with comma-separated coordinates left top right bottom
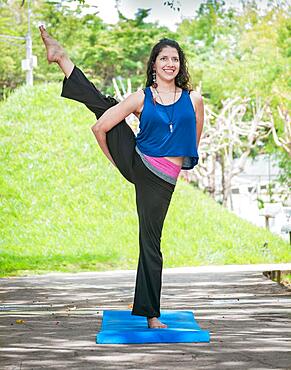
(152, 70, 158, 88)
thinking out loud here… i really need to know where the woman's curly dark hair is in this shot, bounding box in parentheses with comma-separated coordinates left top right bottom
(145, 38, 192, 91)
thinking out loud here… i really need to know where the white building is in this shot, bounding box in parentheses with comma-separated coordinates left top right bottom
(225, 154, 290, 242)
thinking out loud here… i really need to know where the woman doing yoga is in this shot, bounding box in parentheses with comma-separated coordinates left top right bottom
(39, 25, 204, 329)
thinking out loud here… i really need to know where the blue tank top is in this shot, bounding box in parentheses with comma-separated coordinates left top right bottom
(135, 86, 199, 170)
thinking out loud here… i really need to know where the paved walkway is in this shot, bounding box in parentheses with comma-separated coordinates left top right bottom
(0, 264, 290, 370)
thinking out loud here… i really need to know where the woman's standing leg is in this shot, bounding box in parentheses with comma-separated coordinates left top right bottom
(131, 159, 175, 326)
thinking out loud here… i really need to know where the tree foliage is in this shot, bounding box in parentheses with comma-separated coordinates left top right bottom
(0, 0, 289, 161)
(0, 1, 173, 93)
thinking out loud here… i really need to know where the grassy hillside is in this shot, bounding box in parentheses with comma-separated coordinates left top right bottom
(0, 83, 289, 277)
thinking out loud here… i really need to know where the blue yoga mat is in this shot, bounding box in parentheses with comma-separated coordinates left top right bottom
(96, 310, 210, 344)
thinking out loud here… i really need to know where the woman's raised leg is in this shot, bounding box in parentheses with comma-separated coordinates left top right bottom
(39, 26, 136, 182)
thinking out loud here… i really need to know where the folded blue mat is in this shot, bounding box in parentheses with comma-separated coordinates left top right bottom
(96, 310, 210, 344)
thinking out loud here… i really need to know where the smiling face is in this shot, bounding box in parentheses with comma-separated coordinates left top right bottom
(153, 46, 180, 84)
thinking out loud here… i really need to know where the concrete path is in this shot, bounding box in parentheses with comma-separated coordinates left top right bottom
(0, 264, 290, 370)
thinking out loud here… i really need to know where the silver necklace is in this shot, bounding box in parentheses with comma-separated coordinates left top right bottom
(154, 87, 177, 133)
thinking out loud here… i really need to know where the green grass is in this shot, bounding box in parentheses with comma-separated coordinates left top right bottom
(0, 83, 289, 277)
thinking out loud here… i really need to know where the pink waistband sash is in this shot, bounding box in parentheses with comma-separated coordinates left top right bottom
(142, 154, 181, 179)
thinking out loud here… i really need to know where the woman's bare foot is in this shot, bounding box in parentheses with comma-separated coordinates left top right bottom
(39, 25, 67, 64)
(147, 317, 168, 329)
(39, 25, 74, 78)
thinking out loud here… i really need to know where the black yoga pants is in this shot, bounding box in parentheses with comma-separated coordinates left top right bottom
(61, 66, 175, 318)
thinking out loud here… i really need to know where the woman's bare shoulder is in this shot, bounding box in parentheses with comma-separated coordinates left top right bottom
(115, 88, 144, 112)
(130, 89, 145, 101)
(128, 89, 145, 117)
(189, 90, 203, 103)
(189, 90, 204, 112)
